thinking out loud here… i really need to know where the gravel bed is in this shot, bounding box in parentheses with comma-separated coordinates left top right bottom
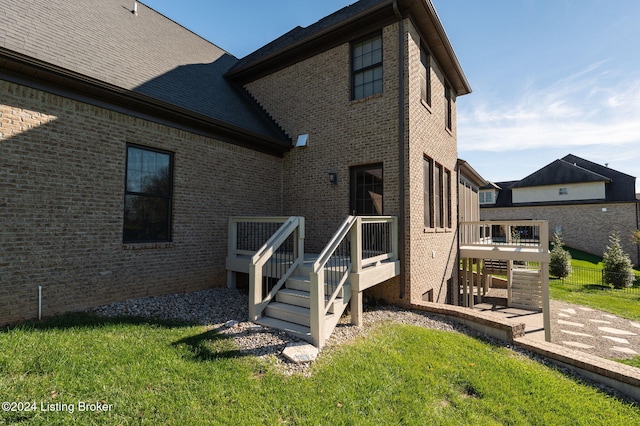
(90, 288, 470, 375)
(88, 288, 637, 402)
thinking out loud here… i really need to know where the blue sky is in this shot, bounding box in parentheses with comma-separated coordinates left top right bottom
(142, 0, 640, 192)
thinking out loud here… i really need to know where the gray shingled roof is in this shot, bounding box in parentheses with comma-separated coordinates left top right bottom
(511, 158, 610, 188)
(230, 0, 388, 72)
(0, 0, 286, 141)
(483, 154, 637, 207)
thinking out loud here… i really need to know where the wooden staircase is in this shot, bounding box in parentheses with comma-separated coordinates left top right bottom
(257, 259, 351, 342)
(227, 215, 400, 348)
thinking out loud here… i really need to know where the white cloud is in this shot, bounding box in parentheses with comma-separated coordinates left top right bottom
(459, 62, 640, 156)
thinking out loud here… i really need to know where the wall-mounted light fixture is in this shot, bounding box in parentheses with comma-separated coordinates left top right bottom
(295, 134, 309, 147)
(328, 172, 338, 185)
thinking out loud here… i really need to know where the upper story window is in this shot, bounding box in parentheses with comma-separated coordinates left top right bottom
(124, 145, 173, 243)
(479, 191, 493, 204)
(352, 33, 383, 100)
(445, 84, 452, 130)
(420, 47, 431, 106)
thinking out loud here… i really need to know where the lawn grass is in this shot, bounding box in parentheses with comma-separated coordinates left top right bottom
(1, 314, 639, 425)
(549, 246, 640, 321)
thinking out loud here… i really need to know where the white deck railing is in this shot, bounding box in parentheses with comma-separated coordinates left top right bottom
(227, 216, 305, 321)
(459, 220, 549, 250)
(459, 219, 551, 342)
(310, 216, 398, 347)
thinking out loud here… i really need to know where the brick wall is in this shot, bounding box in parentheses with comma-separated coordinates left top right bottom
(481, 203, 640, 266)
(245, 24, 402, 252)
(0, 80, 283, 325)
(245, 19, 460, 305)
(404, 21, 459, 304)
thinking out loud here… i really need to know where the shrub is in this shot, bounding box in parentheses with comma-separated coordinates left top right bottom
(549, 232, 572, 279)
(602, 232, 635, 288)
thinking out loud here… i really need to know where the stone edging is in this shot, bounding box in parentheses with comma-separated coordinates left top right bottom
(408, 302, 640, 403)
(515, 337, 640, 402)
(408, 302, 526, 341)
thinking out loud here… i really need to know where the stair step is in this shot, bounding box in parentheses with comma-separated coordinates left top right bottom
(276, 288, 344, 310)
(276, 288, 313, 308)
(286, 276, 350, 297)
(264, 302, 312, 327)
(255, 317, 311, 342)
(285, 275, 312, 291)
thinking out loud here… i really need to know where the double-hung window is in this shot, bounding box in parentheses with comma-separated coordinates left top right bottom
(124, 145, 173, 243)
(424, 156, 451, 229)
(352, 33, 383, 100)
(445, 84, 453, 130)
(420, 47, 431, 106)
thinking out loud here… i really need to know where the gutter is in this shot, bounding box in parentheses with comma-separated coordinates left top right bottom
(226, 0, 396, 81)
(0, 48, 292, 157)
(420, 0, 471, 95)
(393, 1, 407, 300)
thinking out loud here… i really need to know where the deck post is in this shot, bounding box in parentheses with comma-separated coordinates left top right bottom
(295, 217, 305, 264)
(248, 263, 260, 321)
(541, 262, 551, 342)
(351, 288, 362, 327)
(462, 258, 468, 307)
(468, 259, 476, 309)
(310, 269, 325, 349)
(227, 218, 238, 288)
(507, 260, 513, 307)
(227, 271, 236, 289)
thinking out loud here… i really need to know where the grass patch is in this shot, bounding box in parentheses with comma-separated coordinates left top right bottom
(549, 283, 640, 321)
(1, 314, 639, 424)
(549, 247, 640, 321)
(619, 357, 640, 369)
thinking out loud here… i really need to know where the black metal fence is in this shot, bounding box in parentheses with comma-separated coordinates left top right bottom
(552, 266, 640, 294)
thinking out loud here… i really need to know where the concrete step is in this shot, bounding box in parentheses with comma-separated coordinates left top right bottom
(255, 316, 311, 342)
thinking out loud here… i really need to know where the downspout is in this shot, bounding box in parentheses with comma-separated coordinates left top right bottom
(393, 1, 407, 299)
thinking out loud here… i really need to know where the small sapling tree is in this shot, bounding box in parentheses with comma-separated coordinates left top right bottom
(603, 232, 635, 289)
(549, 232, 572, 279)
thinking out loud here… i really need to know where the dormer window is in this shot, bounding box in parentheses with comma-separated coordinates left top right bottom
(479, 190, 494, 204)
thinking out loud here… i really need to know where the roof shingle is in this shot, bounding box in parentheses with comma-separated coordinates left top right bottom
(0, 0, 287, 141)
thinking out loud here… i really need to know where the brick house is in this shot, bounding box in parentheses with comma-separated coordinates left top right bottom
(1, 0, 486, 342)
(480, 154, 640, 266)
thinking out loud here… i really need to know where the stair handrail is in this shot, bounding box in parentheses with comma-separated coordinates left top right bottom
(309, 216, 357, 347)
(248, 216, 305, 321)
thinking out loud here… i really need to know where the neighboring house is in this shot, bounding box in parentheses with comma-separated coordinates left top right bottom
(2, 0, 510, 343)
(481, 154, 640, 266)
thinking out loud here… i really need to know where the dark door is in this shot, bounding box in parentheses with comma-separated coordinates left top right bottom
(350, 164, 383, 216)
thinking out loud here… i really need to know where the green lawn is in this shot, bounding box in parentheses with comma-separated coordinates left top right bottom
(1, 314, 639, 425)
(549, 247, 640, 321)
